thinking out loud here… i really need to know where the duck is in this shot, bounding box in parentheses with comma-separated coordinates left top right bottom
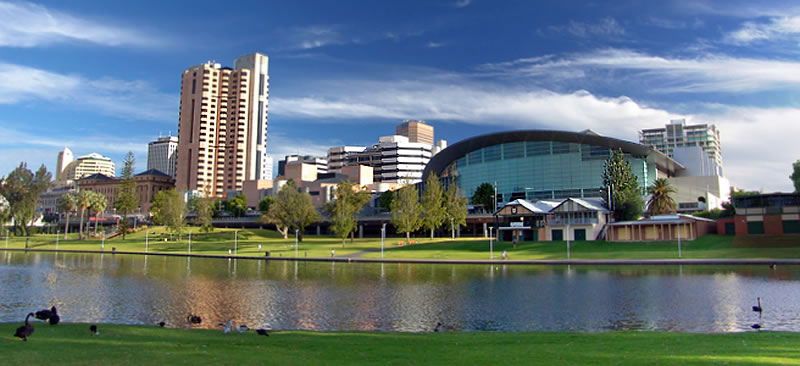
(236, 325, 249, 333)
(752, 297, 763, 313)
(14, 313, 35, 341)
(90, 324, 99, 336)
(256, 329, 270, 337)
(35, 306, 55, 321)
(187, 313, 202, 324)
(218, 320, 232, 334)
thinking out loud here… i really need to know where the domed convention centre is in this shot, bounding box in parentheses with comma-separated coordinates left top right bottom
(422, 129, 721, 242)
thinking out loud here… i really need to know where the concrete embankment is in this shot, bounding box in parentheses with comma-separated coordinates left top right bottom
(3, 248, 799, 266)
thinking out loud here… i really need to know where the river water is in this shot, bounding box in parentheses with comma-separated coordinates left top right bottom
(1, 251, 797, 332)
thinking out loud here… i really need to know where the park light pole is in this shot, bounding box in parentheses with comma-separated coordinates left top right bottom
(566, 213, 571, 260)
(295, 229, 299, 257)
(101, 231, 105, 250)
(677, 222, 682, 258)
(145, 230, 149, 252)
(55, 229, 59, 250)
(381, 223, 386, 258)
(451, 218, 455, 240)
(235, 230, 238, 256)
(188, 231, 192, 254)
(489, 226, 494, 259)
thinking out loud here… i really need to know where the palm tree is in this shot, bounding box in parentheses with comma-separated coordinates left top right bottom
(647, 178, 677, 215)
(77, 190, 93, 240)
(57, 192, 77, 240)
(90, 192, 108, 237)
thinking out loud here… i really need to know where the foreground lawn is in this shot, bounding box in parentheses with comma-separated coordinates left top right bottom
(3, 229, 800, 260)
(0, 323, 797, 365)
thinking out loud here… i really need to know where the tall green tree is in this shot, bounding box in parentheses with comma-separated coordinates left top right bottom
(0, 163, 51, 236)
(57, 192, 77, 239)
(791, 160, 800, 193)
(421, 173, 446, 239)
(76, 190, 94, 240)
(151, 189, 186, 237)
(90, 191, 108, 236)
(378, 190, 394, 211)
(190, 192, 216, 233)
(444, 185, 468, 239)
(471, 182, 495, 212)
(391, 184, 423, 245)
(259, 181, 319, 240)
(0, 193, 11, 236)
(329, 180, 371, 245)
(225, 194, 248, 217)
(601, 149, 644, 221)
(646, 178, 677, 215)
(258, 196, 274, 213)
(113, 152, 139, 239)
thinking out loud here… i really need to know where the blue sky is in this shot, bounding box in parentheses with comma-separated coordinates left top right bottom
(1, 0, 800, 192)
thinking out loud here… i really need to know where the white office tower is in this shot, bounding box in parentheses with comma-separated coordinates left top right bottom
(147, 136, 179, 178)
(639, 119, 722, 176)
(378, 135, 431, 184)
(432, 139, 448, 156)
(233, 53, 270, 180)
(56, 147, 74, 182)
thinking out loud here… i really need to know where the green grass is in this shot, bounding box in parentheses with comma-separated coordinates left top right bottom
(0, 323, 798, 365)
(3, 228, 800, 260)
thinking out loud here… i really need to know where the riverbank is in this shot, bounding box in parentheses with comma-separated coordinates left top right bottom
(0, 323, 796, 365)
(3, 228, 799, 262)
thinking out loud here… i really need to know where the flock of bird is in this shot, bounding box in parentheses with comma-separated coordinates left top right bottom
(13, 307, 270, 342)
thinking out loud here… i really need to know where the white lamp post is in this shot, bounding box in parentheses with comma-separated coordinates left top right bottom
(188, 231, 192, 254)
(489, 227, 494, 259)
(381, 223, 386, 258)
(145, 230, 149, 252)
(451, 218, 455, 240)
(55, 229, 59, 249)
(295, 229, 299, 257)
(234, 230, 238, 256)
(677, 222, 682, 258)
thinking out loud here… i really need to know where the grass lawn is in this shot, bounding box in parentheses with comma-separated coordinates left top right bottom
(3, 228, 800, 260)
(0, 322, 797, 365)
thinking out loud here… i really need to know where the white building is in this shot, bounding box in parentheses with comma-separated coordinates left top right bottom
(59, 152, 115, 180)
(56, 147, 74, 182)
(639, 119, 723, 176)
(147, 136, 178, 178)
(233, 53, 271, 181)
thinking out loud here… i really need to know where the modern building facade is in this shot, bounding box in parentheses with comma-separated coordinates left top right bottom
(78, 169, 175, 215)
(423, 130, 683, 208)
(59, 153, 116, 181)
(639, 119, 722, 176)
(56, 147, 74, 182)
(278, 154, 328, 176)
(176, 52, 270, 197)
(396, 120, 434, 145)
(147, 136, 178, 178)
(328, 135, 432, 184)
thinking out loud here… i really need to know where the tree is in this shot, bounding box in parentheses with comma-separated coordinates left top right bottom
(378, 190, 394, 211)
(646, 178, 677, 216)
(790, 160, 800, 192)
(421, 173, 446, 239)
(601, 149, 643, 221)
(0, 163, 51, 236)
(76, 190, 94, 240)
(90, 192, 107, 236)
(113, 152, 139, 240)
(329, 180, 371, 245)
(190, 191, 216, 233)
(444, 185, 468, 239)
(225, 194, 247, 217)
(57, 192, 77, 239)
(259, 181, 319, 240)
(258, 196, 274, 213)
(391, 184, 423, 245)
(471, 182, 495, 212)
(0, 193, 11, 236)
(151, 189, 186, 237)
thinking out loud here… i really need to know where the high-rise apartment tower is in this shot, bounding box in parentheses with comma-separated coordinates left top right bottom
(147, 136, 178, 178)
(639, 119, 722, 175)
(56, 147, 74, 182)
(176, 53, 270, 196)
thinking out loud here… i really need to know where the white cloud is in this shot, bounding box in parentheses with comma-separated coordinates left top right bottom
(426, 41, 445, 48)
(453, 0, 471, 8)
(267, 132, 332, 160)
(547, 17, 625, 38)
(0, 1, 163, 47)
(0, 63, 176, 121)
(725, 15, 800, 44)
(478, 49, 800, 93)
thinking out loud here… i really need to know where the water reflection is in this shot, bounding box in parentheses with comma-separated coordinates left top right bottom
(1, 251, 799, 333)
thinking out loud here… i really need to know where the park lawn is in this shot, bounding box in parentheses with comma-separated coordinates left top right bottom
(0, 322, 798, 365)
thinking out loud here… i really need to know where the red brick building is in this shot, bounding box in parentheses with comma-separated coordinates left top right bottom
(717, 193, 800, 236)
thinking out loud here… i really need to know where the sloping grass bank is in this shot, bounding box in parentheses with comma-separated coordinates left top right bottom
(0, 323, 797, 365)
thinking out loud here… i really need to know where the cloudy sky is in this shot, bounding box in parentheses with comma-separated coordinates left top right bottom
(1, 0, 799, 192)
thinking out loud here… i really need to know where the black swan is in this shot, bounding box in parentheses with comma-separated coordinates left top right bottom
(158, 321, 166, 327)
(90, 324, 99, 335)
(14, 313, 35, 341)
(751, 323, 762, 330)
(187, 314, 202, 324)
(256, 329, 270, 336)
(752, 297, 762, 313)
(35, 306, 55, 321)
(434, 322, 442, 332)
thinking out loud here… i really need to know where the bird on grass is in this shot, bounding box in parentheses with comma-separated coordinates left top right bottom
(236, 325, 249, 333)
(752, 297, 763, 313)
(90, 324, 99, 336)
(187, 313, 202, 324)
(256, 329, 270, 337)
(48, 308, 60, 325)
(434, 322, 442, 332)
(751, 323, 762, 331)
(35, 306, 55, 321)
(158, 321, 166, 327)
(218, 320, 232, 334)
(14, 313, 35, 342)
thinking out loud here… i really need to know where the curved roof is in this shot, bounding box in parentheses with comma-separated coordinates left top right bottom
(422, 130, 683, 180)
(77, 152, 112, 161)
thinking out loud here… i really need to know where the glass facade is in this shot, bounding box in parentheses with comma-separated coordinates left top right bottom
(444, 141, 656, 204)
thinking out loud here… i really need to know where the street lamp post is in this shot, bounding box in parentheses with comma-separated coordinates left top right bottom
(451, 218, 455, 240)
(489, 227, 494, 259)
(295, 229, 299, 257)
(235, 230, 238, 256)
(145, 230, 149, 252)
(188, 231, 192, 254)
(55, 229, 59, 249)
(101, 231, 105, 250)
(381, 223, 386, 258)
(677, 223, 682, 258)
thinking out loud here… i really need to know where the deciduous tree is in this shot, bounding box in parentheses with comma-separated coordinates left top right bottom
(329, 180, 371, 245)
(421, 173, 446, 239)
(0, 163, 51, 236)
(391, 184, 423, 245)
(444, 185, 468, 239)
(151, 189, 186, 237)
(113, 152, 139, 240)
(259, 181, 319, 240)
(225, 194, 247, 217)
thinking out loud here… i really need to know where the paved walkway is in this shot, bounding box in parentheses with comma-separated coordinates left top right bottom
(341, 248, 383, 258)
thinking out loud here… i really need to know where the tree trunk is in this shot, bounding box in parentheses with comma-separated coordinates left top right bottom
(79, 208, 85, 240)
(63, 213, 70, 240)
(430, 228, 434, 239)
(94, 211, 99, 236)
(278, 226, 288, 239)
(406, 231, 411, 245)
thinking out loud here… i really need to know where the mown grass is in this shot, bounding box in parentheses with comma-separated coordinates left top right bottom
(3, 228, 800, 260)
(0, 322, 798, 365)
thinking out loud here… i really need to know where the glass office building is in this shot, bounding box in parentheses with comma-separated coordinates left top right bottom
(423, 130, 682, 205)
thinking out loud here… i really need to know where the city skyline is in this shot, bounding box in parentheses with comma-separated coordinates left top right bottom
(1, 0, 800, 192)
